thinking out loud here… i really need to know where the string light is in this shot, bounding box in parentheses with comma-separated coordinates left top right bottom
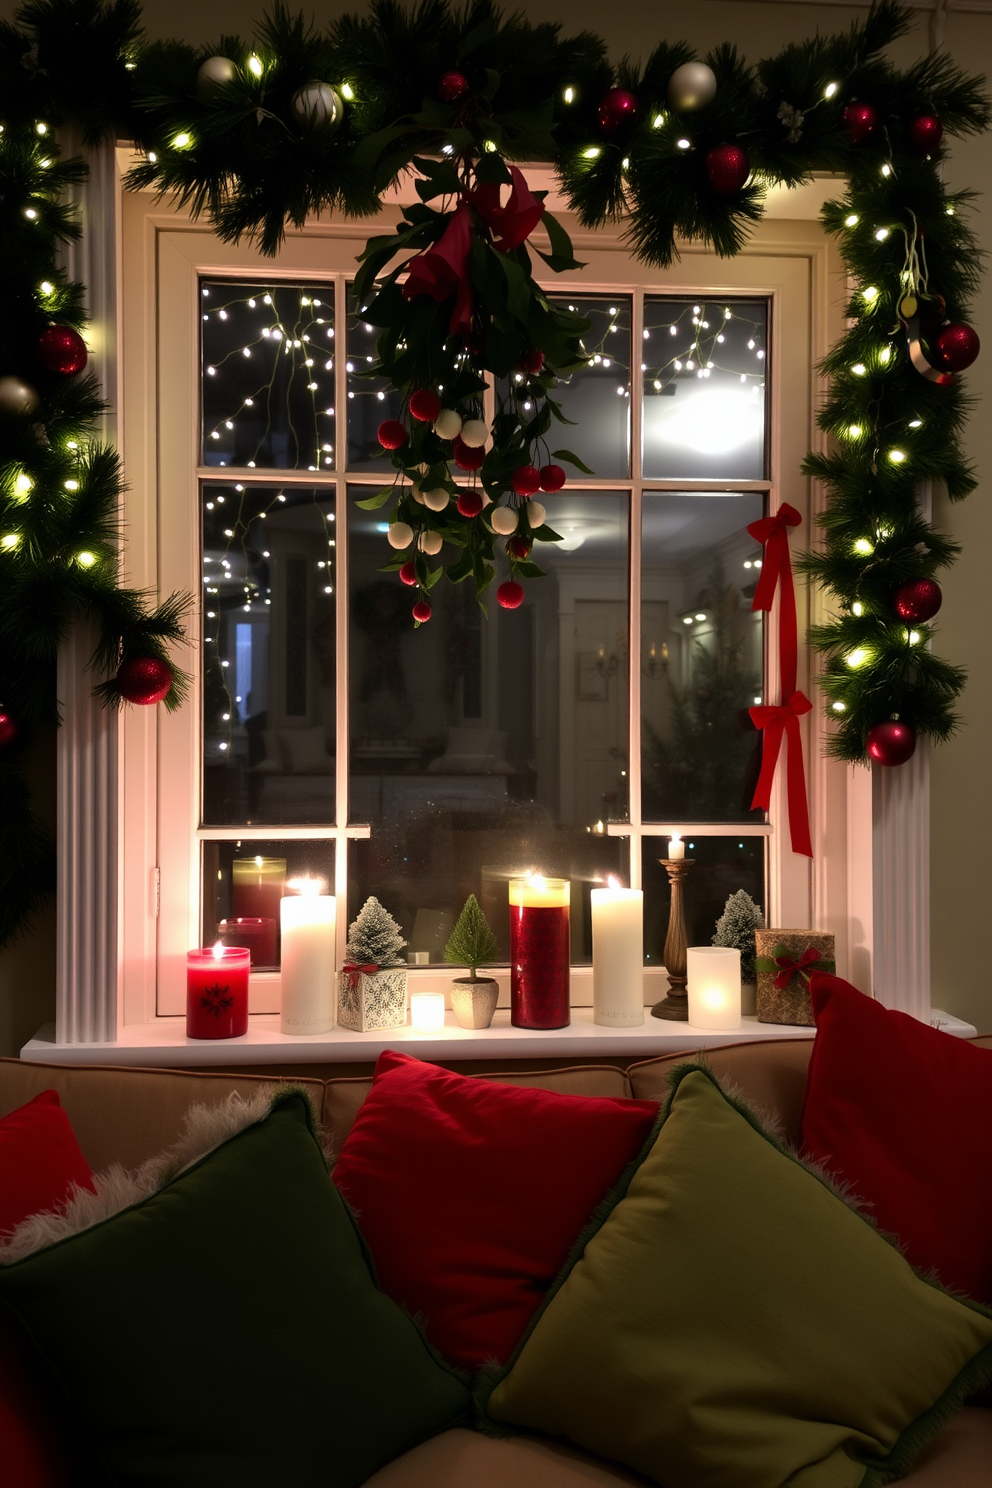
(563, 86, 575, 103)
(582, 146, 601, 159)
(340, 83, 355, 100)
(824, 81, 839, 98)
(832, 700, 847, 711)
(1, 534, 20, 550)
(76, 551, 97, 567)
(874, 227, 889, 241)
(851, 363, 867, 376)
(844, 213, 859, 227)
(852, 601, 864, 616)
(13, 472, 33, 499)
(676, 137, 691, 150)
(888, 448, 906, 463)
(846, 648, 869, 668)
(847, 424, 863, 438)
(853, 538, 874, 555)
(862, 285, 879, 304)
(172, 132, 193, 150)
(247, 53, 263, 76)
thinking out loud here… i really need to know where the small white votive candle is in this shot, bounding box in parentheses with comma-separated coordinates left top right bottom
(687, 946, 742, 1030)
(668, 833, 686, 860)
(410, 991, 446, 1033)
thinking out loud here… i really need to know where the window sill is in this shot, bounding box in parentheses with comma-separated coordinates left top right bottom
(20, 1006, 976, 1067)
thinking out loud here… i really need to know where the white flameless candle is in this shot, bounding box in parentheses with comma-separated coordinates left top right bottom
(410, 991, 446, 1032)
(687, 946, 741, 1030)
(667, 832, 685, 861)
(280, 878, 336, 1035)
(590, 877, 644, 1026)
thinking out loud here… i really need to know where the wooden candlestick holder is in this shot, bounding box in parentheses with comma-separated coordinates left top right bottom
(651, 858, 694, 1022)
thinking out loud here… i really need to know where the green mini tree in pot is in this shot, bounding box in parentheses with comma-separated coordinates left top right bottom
(712, 890, 764, 1016)
(337, 896, 408, 1032)
(444, 895, 501, 1029)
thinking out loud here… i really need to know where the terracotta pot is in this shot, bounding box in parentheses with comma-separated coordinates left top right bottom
(450, 977, 499, 1029)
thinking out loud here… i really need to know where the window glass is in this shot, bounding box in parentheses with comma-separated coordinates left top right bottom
(201, 482, 336, 825)
(642, 297, 767, 481)
(530, 295, 631, 480)
(200, 280, 335, 470)
(641, 492, 765, 824)
(641, 836, 765, 970)
(347, 489, 629, 962)
(201, 839, 335, 970)
(347, 284, 403, 470)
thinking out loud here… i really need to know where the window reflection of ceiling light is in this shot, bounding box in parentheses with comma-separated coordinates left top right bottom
(555, 521, 588, 552)
(651, 386, 763, 456)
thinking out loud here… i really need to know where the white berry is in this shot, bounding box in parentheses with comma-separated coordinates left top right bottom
(527, 501, 546, 528)
(491, 506, 519, 534)
(387, 522, 413, 549)
(422, 488, 450, 511)
(459, 418, 489, 448)
(434, 409, 463, 440)
(418, 529, 443, 554)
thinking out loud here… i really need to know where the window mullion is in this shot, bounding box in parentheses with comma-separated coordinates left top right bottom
(334, 274, 351, 963)
(627, 289, 644, 889)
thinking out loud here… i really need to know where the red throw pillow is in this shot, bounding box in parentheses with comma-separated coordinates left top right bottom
(0, 1090, 94, 1487)
(332, 1051, 659, 1370)
(801, 973, 992, 1305)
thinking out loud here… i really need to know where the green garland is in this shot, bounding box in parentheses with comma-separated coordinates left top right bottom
(0, 0, 988, 947)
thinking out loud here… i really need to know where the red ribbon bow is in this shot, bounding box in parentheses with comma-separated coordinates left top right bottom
(471, 166, 545, 253)
(403, 199, 474, 335)
(748, 691, 813, 857)
(773, 945, 823, 989)
(747, 502, 802, 695)
(342, 961, 378, 989)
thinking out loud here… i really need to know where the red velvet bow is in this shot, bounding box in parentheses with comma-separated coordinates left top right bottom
(403, 200, 474, 335)
(342, 961, 378, 988)
(773, 945, 823, 989)
(748, 691, 813, 857)
(472, 167, 545, 253)
(747, 502, 802, 695)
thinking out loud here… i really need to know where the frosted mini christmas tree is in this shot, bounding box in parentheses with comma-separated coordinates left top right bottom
(712, 890, 764, 986)
(345, 896, 406, 969)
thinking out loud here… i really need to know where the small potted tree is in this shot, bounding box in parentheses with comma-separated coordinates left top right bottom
(712, 889, 764, 1015)
(337, 896, 408, 1032)
(444, 894, 500, 1029)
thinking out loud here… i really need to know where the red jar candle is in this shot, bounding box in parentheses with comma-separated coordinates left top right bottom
(186, 946, 250, 1039)
(217, 916, 277, 969)
(509, 876, 571, 1029)
(232, 856, 286, 960)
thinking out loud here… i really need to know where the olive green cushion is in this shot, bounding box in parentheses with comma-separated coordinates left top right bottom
(0, 1091, 471, 1487)
(485, 1066, 992, 1488)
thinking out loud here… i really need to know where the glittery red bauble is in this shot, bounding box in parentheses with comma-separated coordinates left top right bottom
(866, 719, 916, 767)
(378, 419, 407, 450)
(37, 324, 88, 376)
(457, 489, 484, 518)
(409, 389, 441, 423)
(497, 581, 525, 610)
(844, 101, 877, 145)
(507, 535, 531, 560)
(908, 113, 943, 155)
(539, 463, 566, 492)
(511, 464, 542, 497)
(454, 438, 484, 471)
(399, 560, 417, 586)
(117, 656, 173, 706)
(412, 599, 433, 623)
(437, 71, 470, 103)
(893, 578, 942, 623)
(598, 87, 639, 134)
(933, 322, 980, 372)
(520, 349, 544, 375)
(705, 142, 750, 195)
(0, 712, 17, 748)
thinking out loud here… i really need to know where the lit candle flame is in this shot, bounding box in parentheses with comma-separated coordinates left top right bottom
(670, 832, 681, 847)
(527, 873, 547, 890)
(607, 874, 622, 890)
(286, 876, 325, 897)
(212, 940, 225, 960)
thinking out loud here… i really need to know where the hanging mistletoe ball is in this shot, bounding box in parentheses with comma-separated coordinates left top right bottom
(412, 599, 432, 623)
(377, 419, 407, 450)
(908, 113, 943, 154)
(540, 463, 566, 492)
(866, 719, 917, 767)
(497, 581, 525, 610)
(598, 87, 639, 134)
(933, 322, 980, 372)
(0, 376, 39, 416)
(705, 143, 750, 195)
(291, 83, 343, 131)
(37, 325, 88, 376)
(454, 438, 484, 471)
(409, 389, 441, 422)
(117, 657, 172, 706)
(398, 560, 416, 586)
(666, 61, 717, 112)
(456, 489, 484, 518)
(196, 55, 238, 95)
(491, 506, 518, 535)
(843, 101, 877, 145)
(512, 464, 542, 497)
(893, 578, 942, 623)
(437, 70, 470, 103)
(0, 712, 17, 749)
(507, 535, 531, 560)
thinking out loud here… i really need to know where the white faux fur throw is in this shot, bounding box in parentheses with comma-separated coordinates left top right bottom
(0, 1085, 322, 1266)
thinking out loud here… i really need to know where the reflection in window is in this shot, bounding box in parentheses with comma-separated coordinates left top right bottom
(347, 490, 629, 962)
(642, 298, 767, 481)
(641, 493, 765, 823)
(200, 280, 335, 470)
(202, 839, 335, 970)
(642, 836, 764, 967)
(347, 285, 403, 470)
(202, 484, 336, 825)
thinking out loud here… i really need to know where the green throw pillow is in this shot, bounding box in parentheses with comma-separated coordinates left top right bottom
(0, 1089, 470, 1487)
(484, 1065, 992, 1488)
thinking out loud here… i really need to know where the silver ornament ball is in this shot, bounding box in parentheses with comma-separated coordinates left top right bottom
(292, 82, 344, 131)
(0, 376, 40, 416)
(196, 55, 239, 97)
(667, 61, 718, 112)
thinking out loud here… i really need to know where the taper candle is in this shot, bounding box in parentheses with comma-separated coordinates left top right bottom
(687, 946, 742, 1030)
(667, 832, 685, 861)
(591, 877, 644, 1026)
(280, 878, 336, 1035)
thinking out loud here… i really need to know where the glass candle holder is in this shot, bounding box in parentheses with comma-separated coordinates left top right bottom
(509, 876, 570, 1029)
(686, 946, 742, 1030)
(217, 916, 277, 969)
(186, 946, 250, 1040)
(410, 991, 446, 1033)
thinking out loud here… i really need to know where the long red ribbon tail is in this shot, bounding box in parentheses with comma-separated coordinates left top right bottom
(749, 694, 813, 858)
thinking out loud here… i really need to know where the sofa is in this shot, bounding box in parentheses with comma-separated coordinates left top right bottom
(1, 1029, 990, 1487)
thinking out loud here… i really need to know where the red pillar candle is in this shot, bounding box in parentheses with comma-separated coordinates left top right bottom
(509, 876, 571, 1029)
(232, 857, 286, 960)
(217, 916, 277, 969)
(186, 946, 250, 1039)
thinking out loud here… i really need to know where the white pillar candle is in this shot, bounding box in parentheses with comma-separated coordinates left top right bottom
(590, 878, 644, 1027)
(667, 832, 685, 860)
(410, 991, 446, 1033)
(687, 946, 742, 1030)
(280, 878, 336, 1035)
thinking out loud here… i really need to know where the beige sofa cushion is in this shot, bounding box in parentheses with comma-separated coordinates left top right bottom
(363, 1427, 649, 1486)
(629, 1039, 814, 1147)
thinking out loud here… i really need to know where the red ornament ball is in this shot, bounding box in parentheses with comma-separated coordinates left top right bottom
(507, 535, 532, 560)
(454, 438, 484, 472)
(497, 581, 525, 610)
(520, 349, 545, 376)
(933, 322, 980, 373)
(37, 325, 88, 376)
(511, 464, 542, 497)
(598, 87, 639, 134)
(0, 712, 17, 749)
(843, 101, 878, 146)
(377, 419, 408, 450)
(705, 143, 750, 196)
(866, 719, 917, 768)
(892, 578, 942, 623)
(908, 113, 943, 155)
(117, 656, 173, 706)
(412, 599, 433, 623)
(457, 489, 484, 518)
(399, 560, 417, 586)
(409, 389, 442, 423)
(437, 71, 470, 104)
(539, 463, 566, 492)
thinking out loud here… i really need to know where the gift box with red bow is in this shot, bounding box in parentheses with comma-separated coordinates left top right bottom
(753, 929, 835, 1026)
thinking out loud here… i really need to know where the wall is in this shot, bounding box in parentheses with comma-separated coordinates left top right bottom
(0, 0, 989, 1049)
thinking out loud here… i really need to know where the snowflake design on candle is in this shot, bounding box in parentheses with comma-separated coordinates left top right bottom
(200, 982, 235, 1018)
